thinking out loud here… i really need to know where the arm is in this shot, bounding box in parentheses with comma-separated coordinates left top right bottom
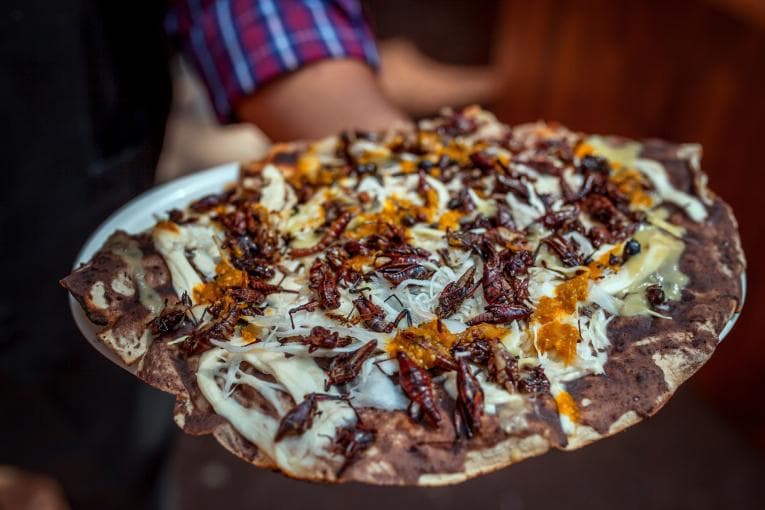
(235, 59, 407, 141)
(167, 0, 407, 141)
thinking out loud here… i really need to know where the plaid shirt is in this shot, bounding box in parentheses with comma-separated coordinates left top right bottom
(166, 0, 379, 122)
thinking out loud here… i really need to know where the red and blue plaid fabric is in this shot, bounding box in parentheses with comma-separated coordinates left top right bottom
(166, 0, 380, 122)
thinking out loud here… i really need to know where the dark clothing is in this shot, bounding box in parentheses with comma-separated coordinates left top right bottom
(0, 2, 173, 509)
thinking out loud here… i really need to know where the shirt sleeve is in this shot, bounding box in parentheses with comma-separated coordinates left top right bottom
(165, 0, 380, 123)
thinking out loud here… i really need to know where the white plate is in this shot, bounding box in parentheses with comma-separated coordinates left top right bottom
(69, 161, 746, 372)
(69, 162, 239, 373)
(719, 273, 746, 341)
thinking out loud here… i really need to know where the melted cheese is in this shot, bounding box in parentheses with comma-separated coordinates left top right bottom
(89, 281, 108, 309)
(111, 236, 165, 314)
(259, 164, 291, 213)
(197, 348, 355, 479)
(586, 135, 642, 167)
(595, 226, 687, 311)
(619, 229, 687, 317)
(153, 228, 204, 303)
(443, 369, 523, 414)
(467, 188, 497, 217)
(505, 192, 542, 230)
(634, 159, 707, 221)
(99, 327, 151, 365)
(348, 355, 409, 410)
(284, 191, 326, 236)
(110, 272, 135, 296)
(587, 135, 706, 220)
(644, 207, 685, 238)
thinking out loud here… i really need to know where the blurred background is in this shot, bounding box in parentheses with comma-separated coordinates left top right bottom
(2, 0, 763, 508)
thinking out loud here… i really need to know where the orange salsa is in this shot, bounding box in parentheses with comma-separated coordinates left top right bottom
(532, 267, 597, 364)
(193, 260, 248, 304)
(387, 320, 509, 369)
(554, 390, 580, 422)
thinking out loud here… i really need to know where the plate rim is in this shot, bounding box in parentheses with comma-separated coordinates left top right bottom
(68, 162, 240, 373)
(73, 162, 240, 265)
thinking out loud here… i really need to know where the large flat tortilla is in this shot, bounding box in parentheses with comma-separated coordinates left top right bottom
(62, 108, 745, 485)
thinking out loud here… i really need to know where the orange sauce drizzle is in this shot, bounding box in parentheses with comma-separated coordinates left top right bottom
(241, 323, 262, 344)
(349, 194, 440, 239)
(417, 131, 442, 154)
(594, 245, 624, 268)
(554, 390, 580, 422)
(346, 254, 376, 272)
(574, 142, 594, 159)
(611, 166, 653, 207)
(387, 320, 508, 369)
(532, 270, 591, 365)
(438, 210, 463, 231)
(575, 142, 652, 207)
(193, 260, 248, 304)
(439, 140, 471, 165)
(398, 159, 417, 174)
(155, 220, 179, 233)
(532, 240, 629, 365)
(287, 153, 344, 191)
